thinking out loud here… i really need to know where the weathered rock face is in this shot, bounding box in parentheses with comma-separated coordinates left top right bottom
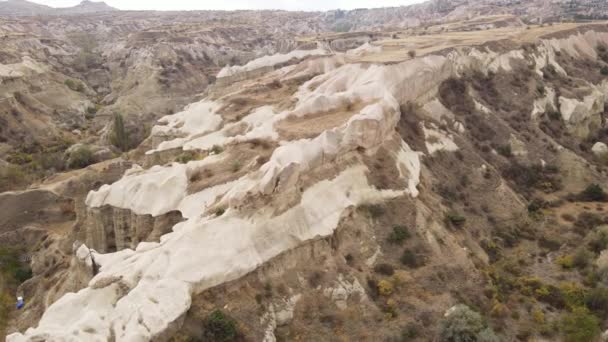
(84, 206, 183, 253)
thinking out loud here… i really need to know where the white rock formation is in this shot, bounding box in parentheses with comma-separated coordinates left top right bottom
(592, 142, 608, 156)
(217, 48, 328, 78)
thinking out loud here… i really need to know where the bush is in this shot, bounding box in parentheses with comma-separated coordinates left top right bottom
(14, 267, 32, 283)
(439, 305, 497, 342)
(573, 249, 594, 269)
(378, 279, 394, 296)
(496, 144, 512, 158)
(388, 225, 411, 244)
(588, 230, 608, 253)
(85, 106, 97, 119)
(400, 249, 423, 268)
(579, 184, 608, 202)
(66, 146, 94, 169)
(584, 287, 608, 318)
(374, 263, 395, 276)
(601, 66, 608, 76)
(560, 307, 601, 342)
(109, 113, 129, 152)
(574, 212, 604, 234)
(64, 79, 84, 92)
(175, 151, 200, 164)
(408, 50, 417, 58)
(445, 211, 466, 228)
(556, 255, 574, 269)
(202, 310, 238, 342)
(211, 145, 224, 154)
(0, 165, 26, 192)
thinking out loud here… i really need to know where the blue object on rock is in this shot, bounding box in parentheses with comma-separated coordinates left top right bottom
(16, 296, 24, 309)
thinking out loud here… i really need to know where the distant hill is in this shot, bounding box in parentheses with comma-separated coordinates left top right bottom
(0, 0, 118, 16)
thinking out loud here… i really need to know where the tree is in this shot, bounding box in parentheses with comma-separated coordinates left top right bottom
(579, 184, 607, 202)
(110, 113, 129, 152)
(440, 305, 498, 342)
(66, 145, 94, 169)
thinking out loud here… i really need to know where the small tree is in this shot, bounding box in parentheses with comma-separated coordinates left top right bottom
(202, 310, 238, 342)
(579, 184, 607, 202)
(66, 146, 94, 169)
(110, 113, 129, 152)
(408, 49, 417, 58)
(440, 305, 497, 342)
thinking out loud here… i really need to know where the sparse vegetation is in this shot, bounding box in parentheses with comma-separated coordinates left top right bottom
(202, 310, 239, 342)
(66, 145, 94, 169)
(388, 225, 410, 244)
(109, 113, 130, 152)
(64, 79, 85, 92)
(560, 307, 601, 342)
(439, 305, 498, 342)
(211, 145, 224, 154)
(400, 249, 424, 268)
(408, 50, 416, 58)
(578, 184, 608, 202)
(445, 211, 466, 228)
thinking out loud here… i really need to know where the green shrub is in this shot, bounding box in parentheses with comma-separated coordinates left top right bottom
(556, 255, 574, 269)
(14, 267, 32, 283)
(584, 287, 608, 318)
(66, 146, 94, 169)
(445, 211, 466, 228)
(202, 310, 238, 342)
(0, 165, 26, 192)
(579, 184, 608, 202)
(408, 50, 417, 58)
(560, 307, 601, 342)
(388, 225, 411, 244)
(64, 79, 84, 92)
(215, 208, 225, 216)
(7, 152, 32, 165)
(588, 230, 608, 253)
(175, 151, 200, 164)
(601, 66, 608, 76)
(109, 113, 129, 152)
(85, 106, 97, 119)
(211, 145, 224, 154)
(400, 249, 423, 268)
(573, 249, 594, 269)
(439, 305, 498, 342)
(497, 144, 512, 158)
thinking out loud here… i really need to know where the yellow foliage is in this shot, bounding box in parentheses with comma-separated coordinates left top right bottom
(490, 301, 507, 317)
(378, 279, 394, 296)
(532, 308, 545, 324)
(556, 255, 574, 269)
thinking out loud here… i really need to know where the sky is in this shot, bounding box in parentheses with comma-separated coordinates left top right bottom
(19, 0, 425, 11)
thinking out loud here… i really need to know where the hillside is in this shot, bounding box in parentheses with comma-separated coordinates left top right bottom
(2, 3, 608, 342)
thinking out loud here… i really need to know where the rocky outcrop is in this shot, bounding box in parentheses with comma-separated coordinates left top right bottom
(84, 206, 183, 253)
